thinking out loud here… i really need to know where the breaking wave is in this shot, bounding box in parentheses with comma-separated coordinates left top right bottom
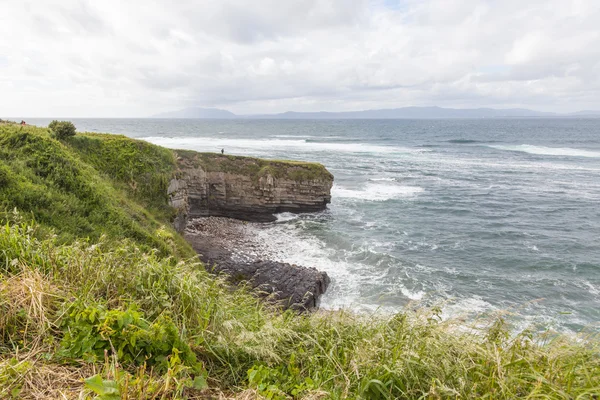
(142, 136, 425, 155)
(332, 183, 423, 201)
(489, 144, 600, 158)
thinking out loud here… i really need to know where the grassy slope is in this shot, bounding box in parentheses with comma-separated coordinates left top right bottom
(0, 124, 193, 258)
(1, 124, 599, 399)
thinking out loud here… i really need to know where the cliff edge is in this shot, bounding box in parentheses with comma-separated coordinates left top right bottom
(168, 150, 334, 229)
(166, 149, 334, 310)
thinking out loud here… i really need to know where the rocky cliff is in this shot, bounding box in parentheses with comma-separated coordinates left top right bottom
(168, 150, 334, 228)
(166, 150, 334, 310)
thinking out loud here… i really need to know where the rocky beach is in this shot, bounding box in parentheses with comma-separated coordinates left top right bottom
(184, 216, 330, 310)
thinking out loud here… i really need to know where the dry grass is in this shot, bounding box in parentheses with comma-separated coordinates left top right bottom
(0, 268, 62, 349)
(0, 352, 90, 399)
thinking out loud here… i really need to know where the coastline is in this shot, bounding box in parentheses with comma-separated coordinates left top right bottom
(184, 216, 331, 310)
(2, 122, 599, 397)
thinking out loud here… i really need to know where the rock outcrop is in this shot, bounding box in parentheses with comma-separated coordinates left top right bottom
(168, 150, 334, 226)
(185, 217, 330, 310)
(214, 260, 330, 310)
(169, 151, 334, 310)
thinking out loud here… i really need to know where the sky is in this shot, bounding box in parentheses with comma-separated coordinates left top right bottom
(1, 0, 599, 117)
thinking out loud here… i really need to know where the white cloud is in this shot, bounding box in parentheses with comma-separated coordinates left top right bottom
(0, 0, 599, 116)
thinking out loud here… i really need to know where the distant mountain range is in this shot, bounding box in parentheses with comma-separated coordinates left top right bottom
(150, 106, 600, 119)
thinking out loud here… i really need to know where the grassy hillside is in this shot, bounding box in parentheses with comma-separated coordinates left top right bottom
(1, 124, 599, 399)
(0, 123, 193, 257)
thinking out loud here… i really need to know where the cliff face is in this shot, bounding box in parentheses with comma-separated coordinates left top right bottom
(168, 151, 333, 227)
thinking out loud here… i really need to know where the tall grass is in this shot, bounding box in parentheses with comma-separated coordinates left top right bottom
(1, 219, 599, 399)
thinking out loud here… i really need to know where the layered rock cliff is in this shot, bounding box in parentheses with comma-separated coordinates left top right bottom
(168, 150, 334, 228)
(167, 150, 334, 310)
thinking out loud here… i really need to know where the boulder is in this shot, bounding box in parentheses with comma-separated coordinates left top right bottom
(211, 259, 330, 310)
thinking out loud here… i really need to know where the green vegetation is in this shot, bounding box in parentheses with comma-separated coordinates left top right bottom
(65, 133, 177, 217)
(0, 123, 192, 257)
(49, 120, 77, 139)
(1, 124, 599, 399)
(176, 150, 333, 183)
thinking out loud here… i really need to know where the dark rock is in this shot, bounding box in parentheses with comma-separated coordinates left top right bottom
(184, 217, 331, 311)
(210, 259, 330, 310)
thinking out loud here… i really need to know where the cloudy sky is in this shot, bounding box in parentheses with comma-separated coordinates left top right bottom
(1, 0, 599, 117)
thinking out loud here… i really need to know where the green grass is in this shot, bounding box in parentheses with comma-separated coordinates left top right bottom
(0, 124, 193, 258)
(0, 124, 599, 399)
(65, 133, 177, 216)
(1, 218, 599, 399)
(176, 150, 333, 183)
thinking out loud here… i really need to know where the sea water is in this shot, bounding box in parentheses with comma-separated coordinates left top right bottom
(25, 118, 600, 332)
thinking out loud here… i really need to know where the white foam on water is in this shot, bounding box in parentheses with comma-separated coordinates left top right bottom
(271, 135, 344, 139)
(332, 183, 423, 201)
(412, 152, 600, 173)
(275, 212, 300, 222)
(583, 281, 599, 296)
(246, 223, 364, 309)
(488, 144, 600, 158)
(399, 285, 425, 301)
(245, 221, 428, 311)
(441, 297, 496, 321)
(368, 177, 397, 182)
(525, 243, 539, 252)
(142, 136, 423, 155)
(271, 135, 315, 138)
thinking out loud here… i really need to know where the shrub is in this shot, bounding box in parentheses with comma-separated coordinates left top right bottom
(59, 301, 203, 375)
(0, 161, 11, 186)
(48, 120, 76, 139)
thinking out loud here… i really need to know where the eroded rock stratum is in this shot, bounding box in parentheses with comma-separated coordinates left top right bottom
(168, 150, 334, 229)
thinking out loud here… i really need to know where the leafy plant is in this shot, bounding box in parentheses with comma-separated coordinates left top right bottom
(84, 375, 120, 400)
(248, 363, 318, 399)
(48, 120, 76, 139)
(59, 301, 202, 375)
(84, 355, 208, 400)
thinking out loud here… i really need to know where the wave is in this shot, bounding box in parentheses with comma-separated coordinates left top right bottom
(142, 136, 424, 155)
(441, 297, 496, 320)
(368, 177, 396, 182)
(272, 134, 344, 139)
(275, 212, 301, 222)
(332, 183, 423, 201)
(447, 139, 481, 144)
(271, 134, 314, 138)
(489, 144, 600, 158)
(399, 286, 425, 301)
(246, 220, 427, 310)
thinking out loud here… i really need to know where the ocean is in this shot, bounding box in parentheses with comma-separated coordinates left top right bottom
(26, 118, 600, 332)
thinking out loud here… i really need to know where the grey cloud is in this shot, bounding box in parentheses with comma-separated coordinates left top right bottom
(198, 0, 369, 43)
(63, 1, 107, 35)
(1, 0, 600, 117)
(27, 0, 107, 36)
(135, 67, 192, 90)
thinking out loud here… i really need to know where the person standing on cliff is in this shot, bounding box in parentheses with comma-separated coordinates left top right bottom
(221, 148, 224, 154)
